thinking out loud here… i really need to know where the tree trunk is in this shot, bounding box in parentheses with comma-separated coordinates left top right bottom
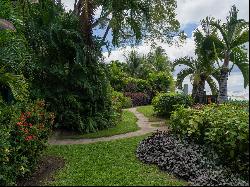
(218, 51, 230, 104)
(192, 83, 198, 99)
(196, 79, 205, 104)
(192, 75, 206, 104)
(218, 67, 229, 104)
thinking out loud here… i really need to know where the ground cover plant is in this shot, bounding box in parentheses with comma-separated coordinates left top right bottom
(44, 135, 187, 186)
(136, 131, 248, 186)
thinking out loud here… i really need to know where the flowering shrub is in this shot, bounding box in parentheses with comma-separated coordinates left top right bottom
(0, 99, 54, 185)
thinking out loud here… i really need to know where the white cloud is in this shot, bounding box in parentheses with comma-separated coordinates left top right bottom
(176, 0, 249, 27)
(103, 37, 196, 63)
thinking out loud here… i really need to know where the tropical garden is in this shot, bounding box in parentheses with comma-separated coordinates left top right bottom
(0, 0, 249, 186)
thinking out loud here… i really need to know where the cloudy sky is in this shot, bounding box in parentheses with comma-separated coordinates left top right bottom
(61, 0, 249, 99)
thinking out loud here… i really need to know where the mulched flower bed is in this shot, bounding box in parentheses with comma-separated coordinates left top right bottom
(17, 156, 65, 186)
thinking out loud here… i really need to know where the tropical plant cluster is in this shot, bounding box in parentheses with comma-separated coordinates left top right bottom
(173, 5, 249, 104)
(0, 100, 54, 185)
(136, 131, 248, 186)
(152, 93, 193, 117)
(111, 89, 132, 113)
(170, 103, 249, 179)
(107, 48, 174, 106)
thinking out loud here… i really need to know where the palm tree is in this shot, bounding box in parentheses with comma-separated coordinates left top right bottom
(205, 5, 249, 103)
(147, 46, 172, 73)
(124, 50, 144, 78)
(173, 57, 219, 103)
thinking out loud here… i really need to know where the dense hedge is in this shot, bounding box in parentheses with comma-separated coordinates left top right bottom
(170, 103, 249, 178)
(0, 100, 54, 185)
(136, 131, 248, 186)
(152, 93, 193, 117)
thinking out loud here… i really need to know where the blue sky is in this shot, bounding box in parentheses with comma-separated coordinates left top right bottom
(62, 0, 249, 99)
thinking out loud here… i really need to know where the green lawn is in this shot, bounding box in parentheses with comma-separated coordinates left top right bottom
(57, 110, 139, 139)
(136, 105, 165, 122)
(45, 135, 187, 186)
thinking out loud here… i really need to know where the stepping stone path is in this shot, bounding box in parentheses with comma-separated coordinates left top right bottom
(49, 107, 168, 145)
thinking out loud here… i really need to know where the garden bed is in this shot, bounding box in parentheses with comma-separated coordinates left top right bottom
(17, 156, 65, 186)
(136, 131, 249, 186)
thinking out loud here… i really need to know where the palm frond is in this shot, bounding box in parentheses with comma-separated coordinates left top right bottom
(231, 47, 249, 88)
(231, 30, 249, 49)
(173, 57, 194, 71)
(176, 68, 193, 89)
(210, 20, 229, 48)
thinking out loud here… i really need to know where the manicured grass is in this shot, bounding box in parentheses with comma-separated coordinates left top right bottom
(58, 110, 139, 139)
(45, 135, 187, 186)
(137, 105, 165, 122)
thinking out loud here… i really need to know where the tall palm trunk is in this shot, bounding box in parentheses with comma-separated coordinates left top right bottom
(196, 79, 206, 104)
(218, 51, 230, 104)
(192, 83, 198, 99)
(192, 74, 206, 104)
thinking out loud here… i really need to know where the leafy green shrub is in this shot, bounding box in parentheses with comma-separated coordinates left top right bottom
(152, 93, 193, 117)
(107, 61, 128, 92)
(0, 99, 54, 186)
(170, 104, 249, 178)
(124, 92, 150, 107)
(111, 90, 132, 113)
(225, 100, 249, 112)
(124, 77, 151, 93)
(20, 1, 116, 133)
(148, 71, 174, 95)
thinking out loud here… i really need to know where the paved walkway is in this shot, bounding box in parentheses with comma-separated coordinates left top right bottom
(49, 107, 168, 145)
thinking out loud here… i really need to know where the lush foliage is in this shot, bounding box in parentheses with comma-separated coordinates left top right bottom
(136, 131, 248, 186)
(124, 92, 150, 107)
(170, 103, 249, 178)
(111, 90, 132, 113)
(202, 6, 249, 103)
(45, 135, 186, 186)
(0, 99, 54, 186)
(74, 0, 183, 49)
(152, 93, 193, 117)
(107, 48, 175, 105)
(19, 1, 116, 133)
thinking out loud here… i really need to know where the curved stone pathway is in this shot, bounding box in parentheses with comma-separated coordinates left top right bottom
(49, 107, 168, 145)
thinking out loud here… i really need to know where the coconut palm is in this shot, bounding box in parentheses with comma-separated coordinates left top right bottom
(173, 57, 219, 103)
(204, 5, 249, 103)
